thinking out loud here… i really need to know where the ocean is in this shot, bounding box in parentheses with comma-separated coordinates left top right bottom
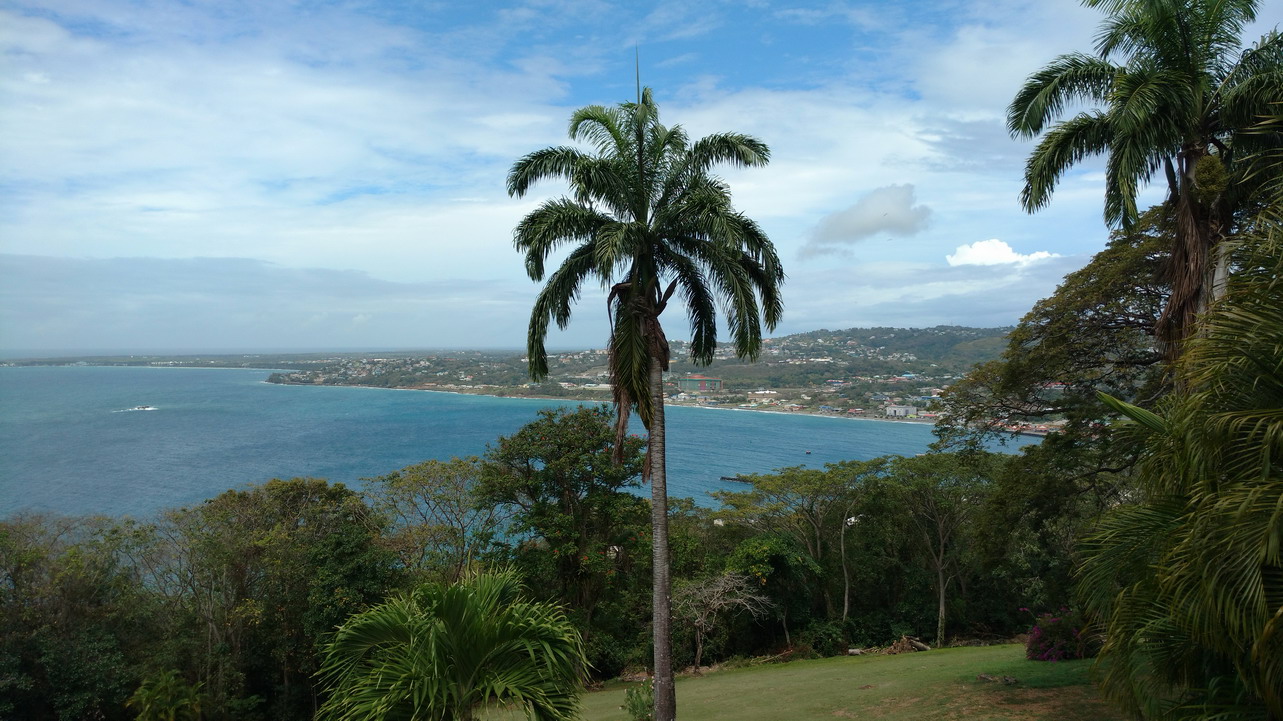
(0, 366, 1032, 518)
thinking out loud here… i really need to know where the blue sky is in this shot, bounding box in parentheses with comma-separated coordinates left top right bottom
(2, 0, 1279, 353)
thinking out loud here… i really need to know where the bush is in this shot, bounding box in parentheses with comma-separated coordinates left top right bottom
(1023, 608, 1098, 661)
(795, 621, 847, 657)
(621, 678, 653, 721)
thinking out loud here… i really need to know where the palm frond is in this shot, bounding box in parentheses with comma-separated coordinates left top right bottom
(1218, 31, 1283, 130)
(609, 297, 653, 427)
(507, 146, 591, 198)
(688, 133, 771, 172)
(1008, 53, 1118, 138)
(569, 104, 631, 157)
(655, 250, 717, 365)
(513, 200, 612, 281)
(1021, 111, 1115, 212)
(1102, 122, 1167, 227)
(317, 570, 585, 721)
(526, 246, 598, 381)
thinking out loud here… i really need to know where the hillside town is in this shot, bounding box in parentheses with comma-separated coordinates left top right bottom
(262, 326, 1024, 422)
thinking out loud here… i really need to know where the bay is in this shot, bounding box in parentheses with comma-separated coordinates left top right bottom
(0, 366, 1033, 518)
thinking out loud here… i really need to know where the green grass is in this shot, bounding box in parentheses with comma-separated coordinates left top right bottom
(572, 645, 1122, 721)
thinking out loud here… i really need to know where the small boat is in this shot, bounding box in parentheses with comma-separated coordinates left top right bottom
(720, 475, 750, 483)
(119, 405, 158, 412)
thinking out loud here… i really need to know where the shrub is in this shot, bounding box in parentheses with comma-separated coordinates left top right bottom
(1023, 608, 1098, 661)
(796, 621, 847, 657)
(621, 678, 653, 721)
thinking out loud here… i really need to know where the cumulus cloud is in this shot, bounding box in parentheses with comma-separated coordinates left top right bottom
(946, 239, 1059, 267)
(800, 184, 931, 258)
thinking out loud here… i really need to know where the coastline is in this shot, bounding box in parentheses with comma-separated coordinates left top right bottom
(266, 377, 941, 429)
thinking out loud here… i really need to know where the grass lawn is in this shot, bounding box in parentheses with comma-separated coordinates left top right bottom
(571, 645, 1122, 721)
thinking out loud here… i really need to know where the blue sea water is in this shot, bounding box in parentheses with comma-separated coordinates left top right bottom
(0, 366, 1033, 518)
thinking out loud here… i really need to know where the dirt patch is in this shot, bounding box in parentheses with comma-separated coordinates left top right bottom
(993, 687, 1117, 720)
(943, 685, 1121, 720)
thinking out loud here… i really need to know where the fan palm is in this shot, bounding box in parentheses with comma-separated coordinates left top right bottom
(507, 87, 783, 721)
(1007, 0, 1283, 350)
(315, 570, 586, 721)
(1080, 220, 1283, 719)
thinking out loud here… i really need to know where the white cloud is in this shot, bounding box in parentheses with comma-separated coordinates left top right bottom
(946, 239, 1060, 267)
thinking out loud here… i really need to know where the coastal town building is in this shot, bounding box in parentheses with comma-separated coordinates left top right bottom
(676, 375, 723, 392)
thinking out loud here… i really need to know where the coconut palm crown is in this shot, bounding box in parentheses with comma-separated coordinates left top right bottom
(1007, 0, 1283, 348)
(507, 87, 783, 721)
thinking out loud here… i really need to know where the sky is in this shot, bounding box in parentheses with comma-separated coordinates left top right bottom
(2, 0, 1279, 354)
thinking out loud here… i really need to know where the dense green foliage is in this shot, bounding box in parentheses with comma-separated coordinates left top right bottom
(1079, 230, 1283, 720)
(476, 406, 651, 675)
(1024, 609, 1098, 662)
(316, 570, 585, 721)
(364, 457, 507, 584)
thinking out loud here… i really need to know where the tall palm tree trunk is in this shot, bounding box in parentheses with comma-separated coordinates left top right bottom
(648, 351, 676, 721)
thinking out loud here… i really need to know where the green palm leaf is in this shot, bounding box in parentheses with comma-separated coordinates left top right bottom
(316, 570, 585, 721)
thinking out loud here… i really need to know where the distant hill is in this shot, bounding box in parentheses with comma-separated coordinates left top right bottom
(6, 325, 1013, 396)
(666, 325, 1012, 390)
(783, 326, 1010, 368)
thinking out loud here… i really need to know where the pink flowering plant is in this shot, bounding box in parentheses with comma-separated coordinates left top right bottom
(1021, 607, 1099, 662)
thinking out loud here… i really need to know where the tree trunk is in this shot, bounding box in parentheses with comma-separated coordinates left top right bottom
(649, 355, 676, 721)
(1159, 146, 1219, 359)
(840, 501, 855, 623)
(936, 564, 947, 649)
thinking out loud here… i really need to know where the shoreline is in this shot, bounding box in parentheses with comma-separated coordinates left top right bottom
(266, 378, 942, 428)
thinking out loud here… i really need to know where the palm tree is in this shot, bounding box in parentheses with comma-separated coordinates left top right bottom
(315, 570, 586, 721)
(1081, 221, 1283, 719)
(1007, 0, 1282, 351)
(507, 87, 783, 721)
(125, 670, 202, 721)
